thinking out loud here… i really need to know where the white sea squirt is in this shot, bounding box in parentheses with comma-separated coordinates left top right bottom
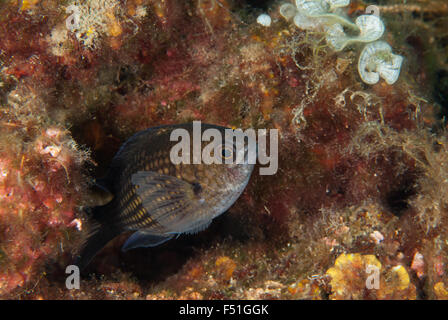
(279, 3, 297, 20)
(257, 13, 272, 27)
(358, 41, 404, 85)
(325, 14, 385, 51)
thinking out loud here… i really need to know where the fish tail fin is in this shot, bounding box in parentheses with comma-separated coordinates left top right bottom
(73, 207, 119, 270)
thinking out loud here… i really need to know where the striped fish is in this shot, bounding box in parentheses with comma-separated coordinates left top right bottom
(75, 123, 254, 269)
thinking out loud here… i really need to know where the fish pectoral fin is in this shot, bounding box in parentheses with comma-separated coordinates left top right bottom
(131, 171, 205, 232)
(121, 231, 174, 252)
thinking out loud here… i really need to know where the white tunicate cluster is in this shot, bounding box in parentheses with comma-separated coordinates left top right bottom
(280, 0, 357, 31)
(279, 0, 404, 85)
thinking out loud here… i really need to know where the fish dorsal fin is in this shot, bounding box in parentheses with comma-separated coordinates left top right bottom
(122, 231, 173, 251)
(131, 171, 207, 234)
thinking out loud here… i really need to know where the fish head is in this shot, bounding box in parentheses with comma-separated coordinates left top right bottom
(189, 132, 256, 218)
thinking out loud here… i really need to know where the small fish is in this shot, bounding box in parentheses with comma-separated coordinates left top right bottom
(75, 123, 254, 269)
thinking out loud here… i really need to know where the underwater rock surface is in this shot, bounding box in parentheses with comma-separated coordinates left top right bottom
(0, 0, 447, 299)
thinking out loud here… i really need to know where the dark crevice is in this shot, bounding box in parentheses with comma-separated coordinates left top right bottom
(383, 174, 418, 217)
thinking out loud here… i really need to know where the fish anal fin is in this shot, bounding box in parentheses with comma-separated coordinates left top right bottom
(121, 231, 174, 252)
(184, 219, 212, 235)
(74, 223, 119, 270)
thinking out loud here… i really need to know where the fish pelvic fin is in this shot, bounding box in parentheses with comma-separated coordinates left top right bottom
(121, 231, 174, 252)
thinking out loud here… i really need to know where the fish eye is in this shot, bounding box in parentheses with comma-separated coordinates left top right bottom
(221, 145, 233, 160)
